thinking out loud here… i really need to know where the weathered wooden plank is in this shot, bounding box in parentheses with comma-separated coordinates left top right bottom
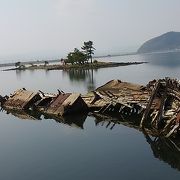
(140, 80, 161, 128)
(3, 89, 40, 110)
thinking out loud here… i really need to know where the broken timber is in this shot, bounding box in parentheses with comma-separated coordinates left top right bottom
(2, 89, 88, 117)
(0, 77, 180, 138)
(3, 89, 41, 110)
(83, 78, 180, 137)
(37, 93, 88, 116)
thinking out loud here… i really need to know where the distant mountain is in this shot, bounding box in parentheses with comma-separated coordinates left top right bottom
(137, 31, 180, 53)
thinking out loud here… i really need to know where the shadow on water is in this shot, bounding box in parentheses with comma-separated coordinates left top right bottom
(5, 109, 42, 121)
(144, 132, 180, 171)
(43, 113, 87, 129)
(4, 109, 87, 129)
(92, 112, 180, 172)
(3, 108, 180, 171)
(62, 69, 96, 91)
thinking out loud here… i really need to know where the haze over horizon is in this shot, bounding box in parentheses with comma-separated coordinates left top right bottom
(0, 0, 180, 62)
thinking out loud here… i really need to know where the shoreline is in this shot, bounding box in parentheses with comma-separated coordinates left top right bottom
(0, 49, 180, 68)
(2, 61, 148, 71)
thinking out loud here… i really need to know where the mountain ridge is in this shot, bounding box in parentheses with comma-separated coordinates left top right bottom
(137, 31, 180, 53)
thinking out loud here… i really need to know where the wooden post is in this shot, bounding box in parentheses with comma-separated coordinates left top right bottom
(156, 81, 167, 129)
(140, 80, 161, 128)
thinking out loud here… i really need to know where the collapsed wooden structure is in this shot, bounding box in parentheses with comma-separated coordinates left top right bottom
(2, 89, 88, 117)
(0, 77, 180, 138)
(83, 78, 180, 138)
(3, 89, 41, 110)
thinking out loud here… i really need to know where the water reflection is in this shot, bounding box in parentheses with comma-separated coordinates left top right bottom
(62, 69, 96, 91)
(15, 69, 26, 80)
(5, 109, 87, 129)
(43, 113, 87, 129)
(3, 108, 180, 171)
(141, 51, 180, 68)
(15, 69, 36, 80)
(92, 112, 141, 130)
(92, 112, 180, 171)
(144, 132, 180, 171)
(5, 109, 42, 120)
(2, 53, 180, 179)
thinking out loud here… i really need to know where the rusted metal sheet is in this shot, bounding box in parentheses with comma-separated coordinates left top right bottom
(50, 93, 71, 108)
(3, 89, 41, 110)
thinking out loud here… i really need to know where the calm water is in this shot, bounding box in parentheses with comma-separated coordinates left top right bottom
(0, 52, 180, 180)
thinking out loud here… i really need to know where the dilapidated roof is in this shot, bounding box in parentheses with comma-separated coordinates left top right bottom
(96, 79, 145, 92)
(45, 93, 87, 116)
(3, 89, 40, 110)
(83, 80, 152, 110)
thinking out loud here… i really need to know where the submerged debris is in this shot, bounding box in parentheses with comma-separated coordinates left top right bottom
(141, 78, 180, 137)
(83, 78, 180, 138)
(0, 77, 179, 138)
(2, 89, 88, 117)
(37, 93, 88, 116)
(3, 89, 41, 110)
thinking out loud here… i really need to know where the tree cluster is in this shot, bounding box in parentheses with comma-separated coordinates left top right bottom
(65, 41, 95, 65)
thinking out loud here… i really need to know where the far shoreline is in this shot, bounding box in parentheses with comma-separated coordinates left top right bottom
(1, 49, 180, 68)
(2, 61, 148, 72)
(0, 53, 137, 68)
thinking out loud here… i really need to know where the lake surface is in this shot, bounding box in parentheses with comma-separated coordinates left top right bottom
(0, 51, 180, 180)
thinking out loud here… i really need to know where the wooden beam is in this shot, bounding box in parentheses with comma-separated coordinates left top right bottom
(140, 80, 161, 128)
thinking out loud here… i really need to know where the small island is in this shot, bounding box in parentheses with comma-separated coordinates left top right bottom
(3, 41, 147, 71)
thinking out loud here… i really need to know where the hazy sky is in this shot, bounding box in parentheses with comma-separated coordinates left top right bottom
(0, 0, 180, 61)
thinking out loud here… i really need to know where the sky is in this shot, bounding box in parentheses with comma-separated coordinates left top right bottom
(0, 0, 180, 62)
